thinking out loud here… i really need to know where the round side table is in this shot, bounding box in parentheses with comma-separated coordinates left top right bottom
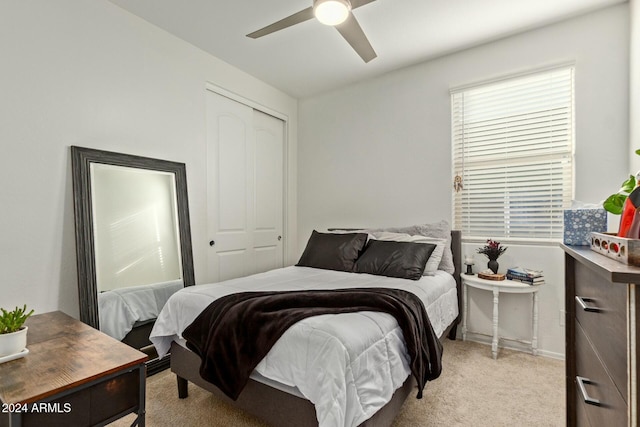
(461, 274, 543, 359)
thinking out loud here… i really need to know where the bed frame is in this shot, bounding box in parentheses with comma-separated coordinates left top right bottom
(170, 230, 462, 426)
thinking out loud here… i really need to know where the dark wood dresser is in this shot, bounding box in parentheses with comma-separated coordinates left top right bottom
(563, 245, 640, 426)
(0, 311, 147, 427)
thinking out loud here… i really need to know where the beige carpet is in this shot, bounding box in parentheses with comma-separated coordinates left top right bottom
(112, 339, 564, 427)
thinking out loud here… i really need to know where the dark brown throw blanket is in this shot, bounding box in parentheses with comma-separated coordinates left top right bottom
(182, 288, 443, 401)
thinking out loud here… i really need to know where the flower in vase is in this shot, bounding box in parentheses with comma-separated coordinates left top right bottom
(477, 239, 507, 261)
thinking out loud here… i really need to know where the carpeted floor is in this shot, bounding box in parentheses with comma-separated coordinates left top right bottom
(112, 339, 564, 427)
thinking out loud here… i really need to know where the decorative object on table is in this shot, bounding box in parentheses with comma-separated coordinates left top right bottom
(477, 270, 506, 281)
(603, 149, 640, 216)
(0, 304, 34, 359)
(506, 266, 545, 285)
(563, 205, 607, 246)
(477, 239, 507, 274)
(589, 231, 640, 266)
(463, 255, 475, 275)
(603, 172, 638, 216)
(591, 148, 640, 262)
(602, 149, 640, 238)
(617, 185, 640, 239)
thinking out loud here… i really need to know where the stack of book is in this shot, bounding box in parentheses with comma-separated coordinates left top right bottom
(506, 267, 545, 285)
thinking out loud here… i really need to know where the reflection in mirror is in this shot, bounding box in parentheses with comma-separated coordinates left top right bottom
(91, 164, 182, 291)
(71, 146, 194, 375)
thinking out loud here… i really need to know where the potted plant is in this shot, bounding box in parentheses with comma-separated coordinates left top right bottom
(603, 174, 637, 215)
(0, 305, 34, 357)
(477, 239, 507, 274)
(603, 149, 640, 215)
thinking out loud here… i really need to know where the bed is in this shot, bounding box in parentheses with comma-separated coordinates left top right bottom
(150, 226, 462, 427)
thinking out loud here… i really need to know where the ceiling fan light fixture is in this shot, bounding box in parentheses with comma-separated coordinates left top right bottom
(313, 0, 351, 26)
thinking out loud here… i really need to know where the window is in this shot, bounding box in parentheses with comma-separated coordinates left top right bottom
(451, 67, 574, 241)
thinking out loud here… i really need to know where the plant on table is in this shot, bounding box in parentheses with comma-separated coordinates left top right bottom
(477, 239, 507, 274)
(0, 305, 34, 334)
(603, 149, 640, 215)
(477, 239, 507, 261)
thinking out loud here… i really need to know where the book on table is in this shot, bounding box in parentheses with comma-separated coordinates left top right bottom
(506, 266, 544, 285)
(506, 274, 545, 285)
(506, 267, 543, 278)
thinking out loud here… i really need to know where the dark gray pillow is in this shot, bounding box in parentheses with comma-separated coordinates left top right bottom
(369, 220, 455, 274)
(296, 231, 368, 272)
(354, 240, 436, 280)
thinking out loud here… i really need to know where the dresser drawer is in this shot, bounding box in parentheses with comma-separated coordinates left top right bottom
(576, 397, 593, 427)
(574, 264, 627, 402)
(575, 321, 627, 426)
(90, 369, 140, 425)
(20, 368, 141, 427)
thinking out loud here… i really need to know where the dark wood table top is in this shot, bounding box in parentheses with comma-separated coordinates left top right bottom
(0, 311, 147, 404)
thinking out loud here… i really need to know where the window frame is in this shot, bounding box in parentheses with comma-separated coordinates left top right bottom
(450, 65, 575, 243)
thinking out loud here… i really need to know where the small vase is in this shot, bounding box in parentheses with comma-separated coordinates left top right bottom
(488, 259, 499, 274)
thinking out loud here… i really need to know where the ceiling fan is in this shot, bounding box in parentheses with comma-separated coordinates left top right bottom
(246, 0, 377, 63)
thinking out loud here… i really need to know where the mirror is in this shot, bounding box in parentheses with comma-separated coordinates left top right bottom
(71, 146, 194, 373)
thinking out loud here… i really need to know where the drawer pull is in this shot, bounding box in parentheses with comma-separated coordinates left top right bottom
(575, 296, 601, 313)
(576, 376, 601, 406)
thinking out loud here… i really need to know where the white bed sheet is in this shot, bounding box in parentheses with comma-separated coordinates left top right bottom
(98, 279, 183, 340)
(150, 266, 458, 427)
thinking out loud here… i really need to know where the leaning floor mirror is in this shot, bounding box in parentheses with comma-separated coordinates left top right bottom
(71, 146, 195, 375)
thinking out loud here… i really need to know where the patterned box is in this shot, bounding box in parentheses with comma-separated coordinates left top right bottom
(563, 208, 607, 246)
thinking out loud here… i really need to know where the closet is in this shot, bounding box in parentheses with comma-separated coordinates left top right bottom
(206, 90, 285, 282)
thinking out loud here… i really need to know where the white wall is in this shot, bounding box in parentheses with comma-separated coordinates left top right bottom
(631, 0, 640, 172)
(298, 4, 630, 358)
(0, 0, 297, 318)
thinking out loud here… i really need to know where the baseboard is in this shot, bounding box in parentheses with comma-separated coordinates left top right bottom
(463, 333, 565, 361)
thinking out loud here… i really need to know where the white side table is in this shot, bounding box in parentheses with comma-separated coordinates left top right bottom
(461, 274, 543, 359)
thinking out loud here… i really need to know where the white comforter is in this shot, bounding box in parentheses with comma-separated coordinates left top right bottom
(150, 266, 458, 427)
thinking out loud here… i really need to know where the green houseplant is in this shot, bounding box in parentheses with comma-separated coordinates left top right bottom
(0, 305, 34, 357)
(0, 305, 34, 334)
(603, 149, 640, 215)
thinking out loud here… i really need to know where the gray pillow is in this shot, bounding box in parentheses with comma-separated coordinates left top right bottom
(296, 231, 368, 272)
(369, 220, 455, 274)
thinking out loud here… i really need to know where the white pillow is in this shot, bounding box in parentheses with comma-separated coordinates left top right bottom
(370, 231, 446, 276)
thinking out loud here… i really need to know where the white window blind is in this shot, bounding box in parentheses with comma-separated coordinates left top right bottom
(451, 67, 574, 241)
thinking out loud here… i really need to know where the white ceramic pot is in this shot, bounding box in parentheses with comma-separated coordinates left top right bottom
(0, 326, 27, 357)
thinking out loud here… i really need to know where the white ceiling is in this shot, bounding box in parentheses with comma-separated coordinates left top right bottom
(108, 0, 626, 98)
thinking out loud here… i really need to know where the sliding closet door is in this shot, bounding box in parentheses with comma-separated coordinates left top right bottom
(252, 109, 284, 274)
(206, 91, 284, 282)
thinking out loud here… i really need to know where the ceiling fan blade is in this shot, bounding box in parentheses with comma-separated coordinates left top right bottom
(351, 0, 376, 9)
(247, 7, 314, 39)
(335, 12, 377, 62)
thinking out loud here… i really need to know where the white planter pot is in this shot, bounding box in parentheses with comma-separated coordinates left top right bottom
(0, 326, 27, 357)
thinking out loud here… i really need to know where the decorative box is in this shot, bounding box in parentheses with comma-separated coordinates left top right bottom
(563, 208, 607, 246)
(590, 232, 640, 267)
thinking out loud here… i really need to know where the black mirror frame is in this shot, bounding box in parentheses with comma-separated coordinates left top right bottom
(71, 146, 195, 329)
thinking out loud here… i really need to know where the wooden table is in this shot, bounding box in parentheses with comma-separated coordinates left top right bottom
(0, 311, 147, 427)
(461, 274, 543, 359)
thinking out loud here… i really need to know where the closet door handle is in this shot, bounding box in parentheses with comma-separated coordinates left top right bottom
(576, 376, 601, 406)
(209, 240, 215, 247)
(575, 296, 601, 313)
